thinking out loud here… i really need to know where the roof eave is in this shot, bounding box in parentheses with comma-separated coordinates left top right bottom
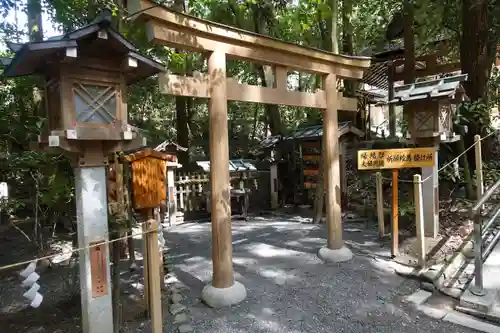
(3, 40, 78, 77)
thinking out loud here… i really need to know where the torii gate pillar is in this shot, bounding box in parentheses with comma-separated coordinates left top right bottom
(318, 74, 353, 262)
(200, 50, 247, 308)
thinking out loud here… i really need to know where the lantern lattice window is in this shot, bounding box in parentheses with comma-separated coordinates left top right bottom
(73, 83, 118, 124)
(414, 110, 434, 132)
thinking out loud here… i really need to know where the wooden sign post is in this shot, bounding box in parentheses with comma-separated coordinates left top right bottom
(357, 147, 435, 257)
(123, 148, 176, 333)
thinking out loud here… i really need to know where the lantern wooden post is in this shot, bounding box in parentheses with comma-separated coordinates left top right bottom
(388, 74, 468, 240)
(421, 147, 439, 238)
(318, 73, 353, 262)
(201, 50, 247, 308)
(75, 160, 113, 333)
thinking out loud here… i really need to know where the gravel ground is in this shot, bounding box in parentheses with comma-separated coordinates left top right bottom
(164, 215, 481, 333)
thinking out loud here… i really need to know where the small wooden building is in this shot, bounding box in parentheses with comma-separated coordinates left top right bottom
(259, 121, 364, 207)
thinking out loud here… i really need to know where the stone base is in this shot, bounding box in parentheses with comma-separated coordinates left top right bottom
(201, 280, 247, 308)
(318, 246, 353, 263)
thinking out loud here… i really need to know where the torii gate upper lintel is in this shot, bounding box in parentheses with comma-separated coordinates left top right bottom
(128, 0, 371, 308)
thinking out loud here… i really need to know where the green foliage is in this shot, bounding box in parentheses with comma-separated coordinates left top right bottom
(0, 0, 498, 236)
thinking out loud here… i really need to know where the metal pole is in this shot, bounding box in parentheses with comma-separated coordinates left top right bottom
(471, 212, 486, 296)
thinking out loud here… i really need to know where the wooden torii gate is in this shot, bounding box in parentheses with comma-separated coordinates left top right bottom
(128, 0, 371, 308)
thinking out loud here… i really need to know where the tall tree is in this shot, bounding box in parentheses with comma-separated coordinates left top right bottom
(313, 0, 340, 224)
(27, 0, 43, 42)
(172, 0, 191, 165)
(460, 0, 495, 172)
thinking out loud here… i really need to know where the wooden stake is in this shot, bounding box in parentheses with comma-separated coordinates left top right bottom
(142, 221, 150, 316)
(391, 169, 399, 257)
(475, 134, 484, 201)
(146, 219, 163, 333)
(156, 208, 166, 291)
(375, 172, 385, 238)
(413, 174, 425, 268)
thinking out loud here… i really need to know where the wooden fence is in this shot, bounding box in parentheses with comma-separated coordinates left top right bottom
(173, 170, 270, 219)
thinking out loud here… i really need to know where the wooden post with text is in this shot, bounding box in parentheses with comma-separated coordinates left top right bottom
(357, 147, 435, 257)
(122, 148, 176, 333)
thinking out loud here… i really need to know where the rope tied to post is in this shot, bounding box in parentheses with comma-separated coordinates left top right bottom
(0, 221, 157, 272)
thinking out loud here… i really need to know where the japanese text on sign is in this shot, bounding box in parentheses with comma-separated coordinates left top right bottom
(357, 148, 435, 170)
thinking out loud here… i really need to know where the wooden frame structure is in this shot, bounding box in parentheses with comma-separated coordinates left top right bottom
(128, 0, 371, 306)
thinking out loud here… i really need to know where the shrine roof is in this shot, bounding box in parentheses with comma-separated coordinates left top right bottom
(388, 73, 467, 104)
(258, 122, 363, 149)
(3, 9, 164, 84)
(195, 160, 257, 173)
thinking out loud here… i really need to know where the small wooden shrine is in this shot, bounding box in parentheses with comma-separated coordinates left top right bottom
(259, 122, 363, 207)
(192, 159, 257, 219)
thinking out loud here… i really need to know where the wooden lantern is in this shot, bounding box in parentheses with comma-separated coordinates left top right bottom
(123, 148, 177, 210)
(3, 9, 164, 164)
(390, 74, 467, 142)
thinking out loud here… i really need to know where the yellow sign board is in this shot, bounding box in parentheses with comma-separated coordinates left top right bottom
(357, 148, 436, 170)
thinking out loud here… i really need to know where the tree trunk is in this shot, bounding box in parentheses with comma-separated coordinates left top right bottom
(176, 97, 190, 165)
(27, 0, 43, 42)
(403, 0, 415, 133)
(457, 125, 474, 199)
(312, 0, 339, 223)
(312, 156, 325, 224)
(342, 0, 356, 96)
(227, 2, 283, 137)
(460, 0, 492, 172)
(327, 0, 339, 53)
(252, 15, 283, 136)
(257, 66, 283, 136)
(173, 0, 190, 165)
(403, 0, 415, 85)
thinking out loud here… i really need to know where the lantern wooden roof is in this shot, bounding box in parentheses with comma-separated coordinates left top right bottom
(388, 74, 468, 105)
(3, 9, 164, 84)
